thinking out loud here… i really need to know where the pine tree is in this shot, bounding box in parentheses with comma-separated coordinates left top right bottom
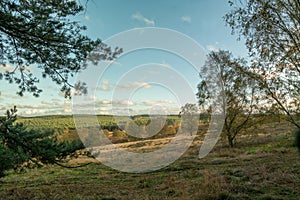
(0, 106, 83, 177)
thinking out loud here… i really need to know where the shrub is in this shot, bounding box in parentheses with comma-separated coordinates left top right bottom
(112, 130, 127, 137)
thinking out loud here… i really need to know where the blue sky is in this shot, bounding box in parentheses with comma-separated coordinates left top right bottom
(0, 0, 248, 116)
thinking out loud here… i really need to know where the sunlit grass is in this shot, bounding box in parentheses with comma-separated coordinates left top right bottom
(1, 120, 300, 199)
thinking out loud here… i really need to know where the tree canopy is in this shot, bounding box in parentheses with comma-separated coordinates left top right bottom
(197, 50, 261, 147)
(0, 0, 123, 177)
(179, 103, 199, 136)
(225, 0, 300, 127)
(0, 0, 122, 98)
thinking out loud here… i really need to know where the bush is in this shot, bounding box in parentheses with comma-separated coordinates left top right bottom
(112, 130, 127, 137)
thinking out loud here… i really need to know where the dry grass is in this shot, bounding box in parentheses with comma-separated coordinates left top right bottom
(0, 121, 300, 200)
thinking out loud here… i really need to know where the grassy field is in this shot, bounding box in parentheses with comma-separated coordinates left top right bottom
(0, 119, 300, 200)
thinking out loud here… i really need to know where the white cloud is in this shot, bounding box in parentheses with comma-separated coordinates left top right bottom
(99, 100, 112, 105)
(96, 81, 152, 91)
(12, 99, 72, 116)
(64, 108, 72, 113)
(22, 109, 46, 115)
(84, 95, 98, 101)
(111, 100, 135, 107)
(76, 99, 134, 110)
(0, 93, 24, 99)
(97, 85, 112, 91)
(206, 42, 221, 52)
(141, 100, 174, 106)
(99, 111, 111, 115)
(9, 98, 181, 116)
(181, 16, 192, 23)
(83, 15, 90, 20)
(116, 82, 152, 90)
(96, 79, 113, 91)
(132, 82, 151, 89)
(132, 12, 155, 26)
(206, 45, 218, 52)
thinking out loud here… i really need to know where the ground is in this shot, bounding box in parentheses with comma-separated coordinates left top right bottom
(0, 121, 299, 200)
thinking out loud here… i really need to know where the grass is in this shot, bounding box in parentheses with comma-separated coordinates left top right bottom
(1, 121, 300, 199)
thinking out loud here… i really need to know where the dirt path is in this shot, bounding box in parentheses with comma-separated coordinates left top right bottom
(69, 135, 202, 165)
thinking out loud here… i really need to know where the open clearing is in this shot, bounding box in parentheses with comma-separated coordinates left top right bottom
(0, 121, 300, 200)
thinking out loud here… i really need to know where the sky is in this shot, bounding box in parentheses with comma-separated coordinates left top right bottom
(0, 0, 248, 116)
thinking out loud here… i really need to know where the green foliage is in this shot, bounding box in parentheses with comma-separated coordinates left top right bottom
(100, 122, 119, 132)
(0, 107, 83, 177)
(197, 50, 262, 147)
(125, 120, 146, 138)
(112, 129, 127, 137)
(225, 0, 299, 66)
(179, 103, 199, 136)
(143, 116, 165, 138)
(0, 0, 122, 97)
(16, 115, 182, 144)
(18, 116, 76, 134)
(18, 115, 181, 134)
(225, 0, 300, 128)
(132, 117, 150, 126)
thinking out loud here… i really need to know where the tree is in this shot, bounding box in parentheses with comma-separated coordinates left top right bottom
(179, 103, 199, 136)
(0, 106, 84, 177)
(0, 1, 122, 177)
(225, 0, 300, 128)
(197, 50, 261, 147)
(125, 119, 146, 138)
(0, 0, 122, 98)
(145, 116, 166, 137)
